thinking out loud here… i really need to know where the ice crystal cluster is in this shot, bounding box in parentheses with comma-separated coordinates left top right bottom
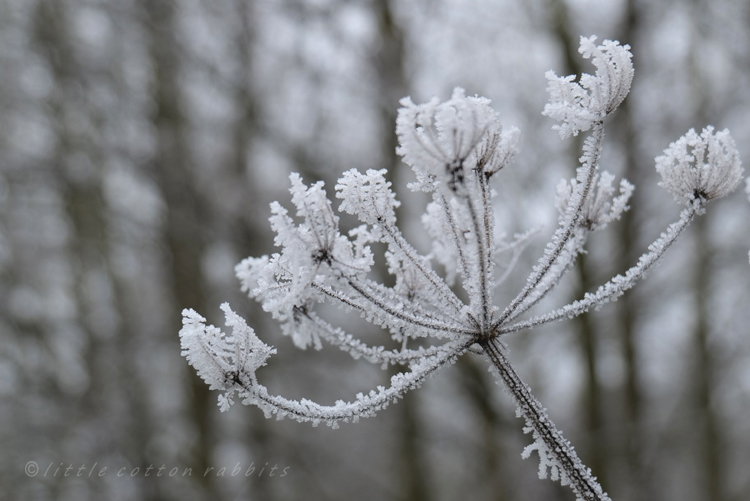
(180, 36, 743, 500)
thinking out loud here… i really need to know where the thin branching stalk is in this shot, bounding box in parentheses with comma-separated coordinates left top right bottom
(495, 122, 605, 327)
(495, 201, 702, 337)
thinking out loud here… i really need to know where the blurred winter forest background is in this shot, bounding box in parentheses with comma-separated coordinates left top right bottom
(3, 0, 750, 500)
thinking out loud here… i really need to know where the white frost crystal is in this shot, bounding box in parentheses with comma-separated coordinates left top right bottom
(656, 126, 743, 205)
(336, 168, 401, 228)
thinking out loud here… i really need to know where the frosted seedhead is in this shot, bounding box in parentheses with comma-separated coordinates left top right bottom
(396, 88, 518, 193)
(656, 127, 743, 205)
(477, 126, 521, 177)
(543, 36, 634, 139)
(555, 171, 633, 231)
(335, 168, 401, 226)
(249, 174, 374, 341)
(180, 304, 276, 411)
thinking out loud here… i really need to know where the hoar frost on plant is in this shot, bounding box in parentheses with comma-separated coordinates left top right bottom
(181, 304, 275, 412)
(180, 36, 743, 501)
(656, 126, 743, 207)
(555, 172, 634, 231)
(543, 36, 634, 139)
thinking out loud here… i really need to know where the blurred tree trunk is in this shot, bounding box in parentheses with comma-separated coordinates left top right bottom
(692, 215, 721, 501)
(27, 5, 82, 501)
(226, 1, 276, 499)
(613, 2, 649, 500)
(228, 0, 263, 256)
(31, 1, 160, 499)
(687, 1, 721, 497)
(139, 0, 215, 497)
(457, 356, 511, 501)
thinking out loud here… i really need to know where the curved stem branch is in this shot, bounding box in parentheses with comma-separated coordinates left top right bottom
(502, 230, 587, 322)
(379, 219, 466, 314)
(326, 280, 476, 336)
(438, 191, 471, 283)
(242, 338, 474, 427)
(469, 166, 494, 328)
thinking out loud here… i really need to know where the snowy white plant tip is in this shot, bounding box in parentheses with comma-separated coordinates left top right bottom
(180, 37, 743, 501)
(656, 126, 743, 206)
(181, 304, 276, 412)
(543, 36, 634, 139)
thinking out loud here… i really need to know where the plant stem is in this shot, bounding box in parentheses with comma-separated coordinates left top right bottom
(482, 337, 610, 501)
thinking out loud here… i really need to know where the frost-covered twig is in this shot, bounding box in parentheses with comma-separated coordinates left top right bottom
(294, 308, 464, 367)
(483, 337, 610, 501)
(246, 337, 471, 428)
(183, 304, 474, 427)
(181, 36, 743, 501)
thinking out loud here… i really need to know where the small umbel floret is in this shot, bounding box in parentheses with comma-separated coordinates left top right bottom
(656, 126, 743, 205)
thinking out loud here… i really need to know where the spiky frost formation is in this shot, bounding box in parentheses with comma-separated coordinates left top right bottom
(543, 36, 634, 139)
(180, 304, 276, 411)
(656, 126, 743, 205)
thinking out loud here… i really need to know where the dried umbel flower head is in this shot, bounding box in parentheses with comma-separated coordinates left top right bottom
(555, 171, 634, 232)
(179, 33, 745, 501)
(180, 304, 276, 411)
(656, 126, 743, 206)
(543, 36, 634, 139)
(396, 87, 520, 194)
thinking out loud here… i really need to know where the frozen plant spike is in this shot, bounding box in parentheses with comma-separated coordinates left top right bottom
(543, 36, 634, 139)
(181, 35, 743, 501)
(656, 126, 743, 206)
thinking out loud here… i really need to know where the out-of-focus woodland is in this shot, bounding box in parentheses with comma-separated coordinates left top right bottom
(2, 0, 750, 500)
